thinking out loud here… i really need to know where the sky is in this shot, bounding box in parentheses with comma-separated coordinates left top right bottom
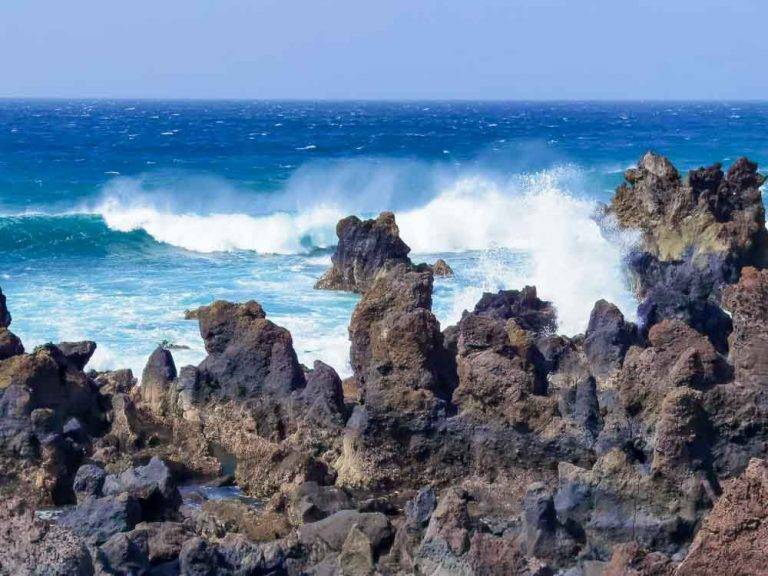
(0, 0, 765, 100)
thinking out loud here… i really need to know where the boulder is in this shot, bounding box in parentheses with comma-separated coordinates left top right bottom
(287, 481, 353, 524)
(338, 525, 374, 576)
(431, 258, 454, 277)
(472, 286, 557, 336)
(73, 463, 107, 503)
(0, 328, 24, 361)
(302, 361, 346, 429)
(339, 263, 448, 487)
(315, 211, 412, 293)
(140, 346, 177, 415)
(97, 531, 150, 575)
(55, 341, 97, 371)
(195, 300, 305, 400)
(102, 457, 181, 521)
(298, 510, 392, 557)
(58, 493, 141, 545)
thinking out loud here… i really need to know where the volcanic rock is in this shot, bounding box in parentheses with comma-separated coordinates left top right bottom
(140, 346, 177, 416)
(676, 458, 768, 575)
(315, 211, 412, 293)
(0, 498, 94, 576)
(195, 300, 305, 400)
(55, 341, 97, 371)
(609, 152, 767, 349)
(0, 328, 24, 361)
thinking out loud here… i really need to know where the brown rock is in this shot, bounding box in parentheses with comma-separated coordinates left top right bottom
(676, 458, 768, 576)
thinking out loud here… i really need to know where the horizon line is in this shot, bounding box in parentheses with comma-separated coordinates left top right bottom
(1, 96, 768, 105)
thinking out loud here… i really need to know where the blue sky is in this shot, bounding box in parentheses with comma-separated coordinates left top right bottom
(0, 0, 765, 100)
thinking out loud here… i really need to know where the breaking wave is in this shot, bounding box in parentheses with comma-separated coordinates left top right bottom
(1, 162, 639, 336)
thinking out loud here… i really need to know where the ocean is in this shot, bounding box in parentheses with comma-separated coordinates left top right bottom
(1, 100, 767, 377)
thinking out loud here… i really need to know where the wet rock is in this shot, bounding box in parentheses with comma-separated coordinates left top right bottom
(0, 287, 11, 328)
(431, 258, 454, 277)
(59, 493, 142, 545)
(102, 457, 181, 521)
(73, 463, 107, 503)
(631, 252, 734, 352)
(583, 300, 639, 378)
(140, 346, 177, 415)
(609, 153, 768, 349)
(677, 458, 768, 575)
(315, 211, 411, 293)
(0, 327, 24, 360)
(55, 341, 97, 371)
(472, 286, 557, 336)
(196, 300, 305, 400)
(0, 498, 94, 576)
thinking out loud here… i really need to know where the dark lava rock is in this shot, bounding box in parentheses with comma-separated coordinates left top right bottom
(0, 328, 24, 361)
(140, 346, 177, 415)
(302, 360, 346, 429)
(472, 286, 557, 336)
(0, 287, 11, 328)
(55, 341, 97, 371)
(102, 457, 181, 521)
(73, 463, 107, 503)
(195, 300, 305, 400)
(583, 299, 639, 378)
(315, 211, 411, 293)
(59, 493, 142, 545)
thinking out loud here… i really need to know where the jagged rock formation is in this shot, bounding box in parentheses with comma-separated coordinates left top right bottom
(315, 211, 412, 293)
(608, 152, 768, 350)
(4, 152, 768, 575)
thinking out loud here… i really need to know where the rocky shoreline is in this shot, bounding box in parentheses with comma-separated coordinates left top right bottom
(2, 152, 768, 575)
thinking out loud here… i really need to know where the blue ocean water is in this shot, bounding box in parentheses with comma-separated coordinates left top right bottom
(1, 100, 767, 376)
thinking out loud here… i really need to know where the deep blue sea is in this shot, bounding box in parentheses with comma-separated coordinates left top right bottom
(1, 100, 767, 376)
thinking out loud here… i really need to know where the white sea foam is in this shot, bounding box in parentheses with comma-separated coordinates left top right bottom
(96, 197, 343, 254)
(90, 163, 638, 335)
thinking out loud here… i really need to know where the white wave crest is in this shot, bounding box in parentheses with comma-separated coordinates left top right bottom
(97, 197, 343, 254)
(92, 164, 638, 335)
(397, 168, 638, 335)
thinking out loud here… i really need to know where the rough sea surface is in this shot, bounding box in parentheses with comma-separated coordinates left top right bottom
(1, 100, 766, 376)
